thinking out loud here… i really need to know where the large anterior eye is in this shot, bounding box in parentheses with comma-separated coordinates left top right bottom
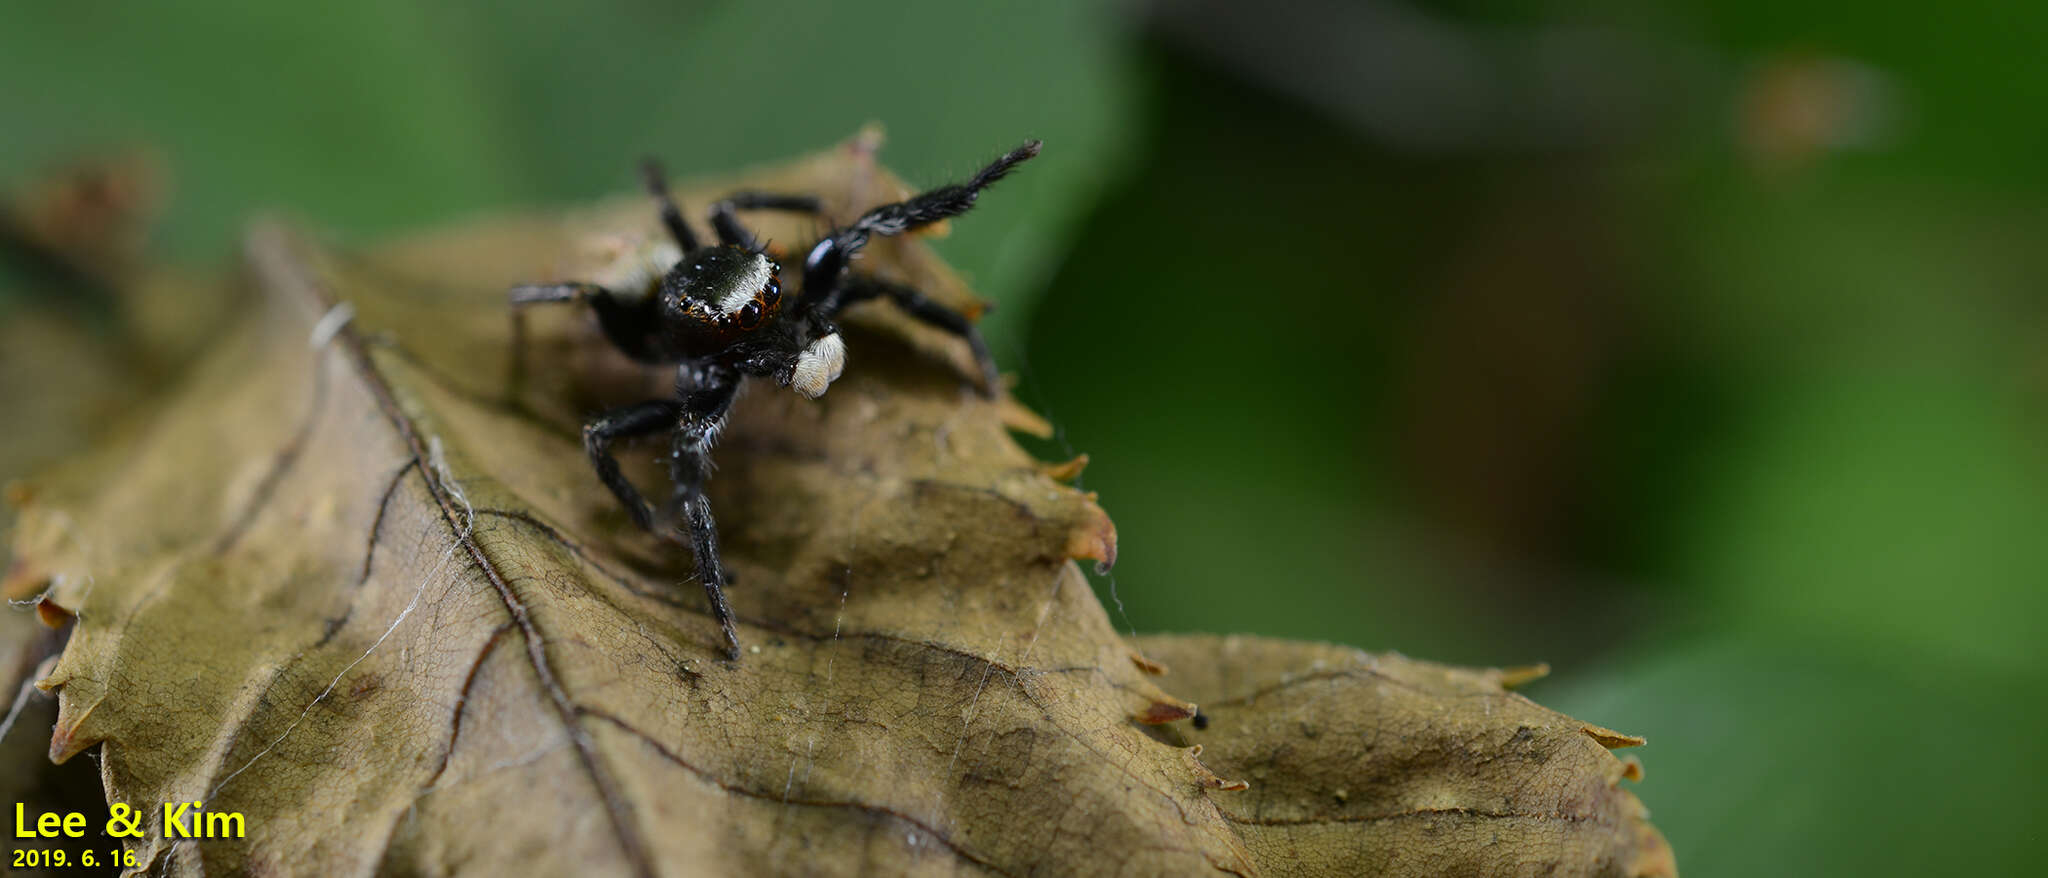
(736, 300, 763, 329)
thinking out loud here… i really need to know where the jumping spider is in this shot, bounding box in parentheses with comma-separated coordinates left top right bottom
(509, 140, 1041, 660)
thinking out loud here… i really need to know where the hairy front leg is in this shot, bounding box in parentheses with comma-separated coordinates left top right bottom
(665, 366, 744, 660)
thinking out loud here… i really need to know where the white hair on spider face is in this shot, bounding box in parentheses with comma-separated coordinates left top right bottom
(714, 252, 775, 317)
(789, 332, 846, 398)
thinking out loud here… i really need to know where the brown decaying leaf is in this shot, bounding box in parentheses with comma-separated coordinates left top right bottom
(1137, 637, 1674, 877)
(3, 133, 1673, 876)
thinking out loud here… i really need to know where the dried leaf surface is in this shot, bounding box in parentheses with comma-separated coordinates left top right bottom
(4, 135, 1671, 877)
(1135, 636, 1676, 877)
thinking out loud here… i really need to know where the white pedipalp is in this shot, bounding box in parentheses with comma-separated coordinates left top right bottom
(790, 332, 847, 398)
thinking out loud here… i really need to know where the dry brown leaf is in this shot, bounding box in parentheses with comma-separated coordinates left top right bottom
(4, 134, 1672, 877)
(1135, 637, 1675, 877)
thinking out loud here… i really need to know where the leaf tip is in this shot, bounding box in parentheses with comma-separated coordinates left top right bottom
(1497, 663, 1550, 689)
(34, 594, 74, 629)
(847, 123, 887, 158)
(1128, 650, 1170, 676)
(1060, 502, 1118, 569)
(1038, 453, 1089, 483)
(1581, 723, 1647, 749)
(47, 698, 102, 764)
(1136, 698, 1197, 725)
(998, 398, 1055, 438)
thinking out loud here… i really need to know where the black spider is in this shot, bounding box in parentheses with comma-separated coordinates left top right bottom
(509, 140, 1041, 661)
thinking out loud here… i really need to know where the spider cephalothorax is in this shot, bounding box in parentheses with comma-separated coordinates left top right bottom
(510, 140, 1040, 660)
(663, 245, 783, 337)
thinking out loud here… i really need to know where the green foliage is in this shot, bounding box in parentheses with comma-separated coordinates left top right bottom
(1546, 635, 2048, 875)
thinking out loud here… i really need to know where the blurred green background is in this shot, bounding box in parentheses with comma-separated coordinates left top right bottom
(4, 0, 2044, 873)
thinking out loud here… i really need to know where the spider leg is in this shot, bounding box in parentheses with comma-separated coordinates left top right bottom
(506, 282, 612, 396)
(663, 365, 744, 660)
(801, 140, 1041, 307)
(707, 191, 823, 250)
(507, 280, 666, 363)
(721, 192, 824, 212)
(835, 275, 1000, 397)
(508, 281, 603, 306)
(582, 399, 684, 532)
(639, 158, 703, 252)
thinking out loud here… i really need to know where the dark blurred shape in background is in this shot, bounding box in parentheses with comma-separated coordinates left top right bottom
(4, 1, 2043, 873)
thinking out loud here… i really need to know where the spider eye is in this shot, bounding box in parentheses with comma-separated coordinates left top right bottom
(762, 276, 781, 307)
(737, 300, 764, 329)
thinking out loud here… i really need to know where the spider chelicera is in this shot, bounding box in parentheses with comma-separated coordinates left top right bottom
(509, 140, 1041, 660)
